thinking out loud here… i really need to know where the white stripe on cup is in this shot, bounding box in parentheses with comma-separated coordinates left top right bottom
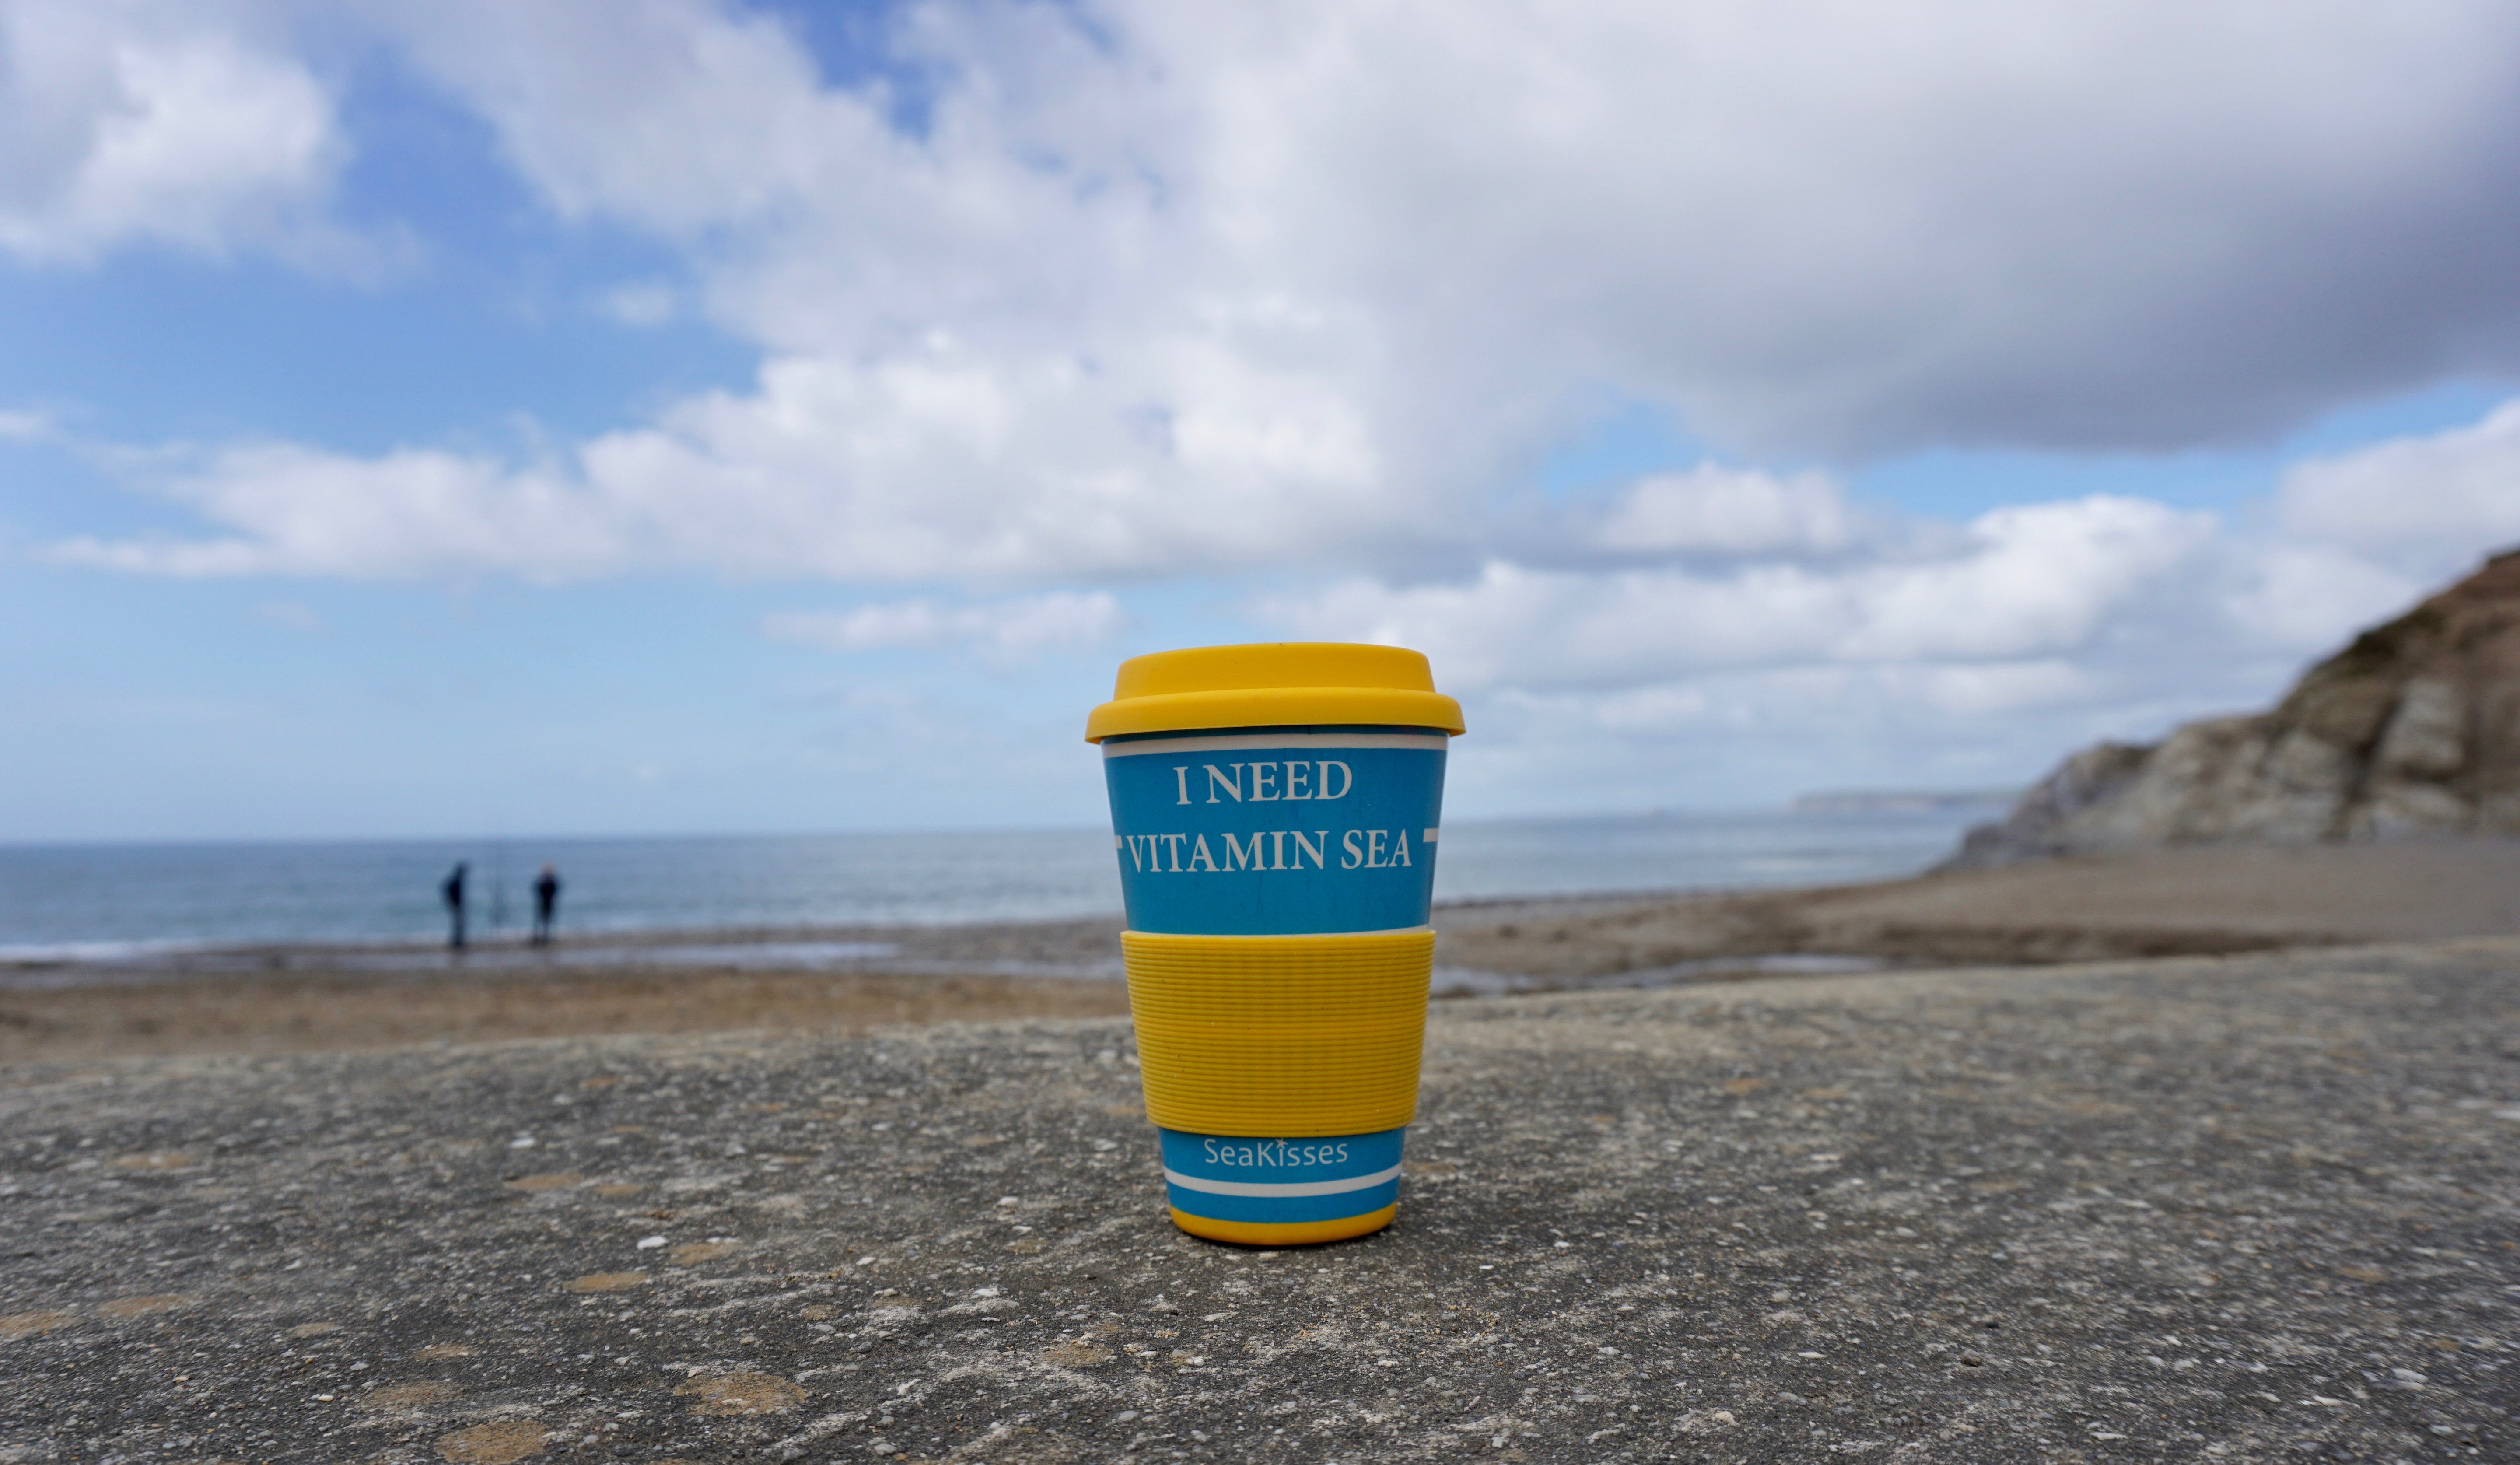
(1161, 1164, 1404, 1199)
(1104, 732, 1449, 758)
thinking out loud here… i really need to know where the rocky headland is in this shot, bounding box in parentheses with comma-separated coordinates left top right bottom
(1951, 549, 2520, 868)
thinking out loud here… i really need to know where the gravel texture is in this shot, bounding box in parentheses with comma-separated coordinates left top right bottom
(4, 939, 2518, 1462)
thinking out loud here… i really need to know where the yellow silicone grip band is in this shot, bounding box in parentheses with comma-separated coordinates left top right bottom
(1123, 928, 1434, 1136)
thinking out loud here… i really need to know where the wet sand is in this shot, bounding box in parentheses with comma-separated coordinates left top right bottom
(7, 838, 2516, 1063)
(0, 967, 1137, 1065)
(1434, 836, 2520, 980)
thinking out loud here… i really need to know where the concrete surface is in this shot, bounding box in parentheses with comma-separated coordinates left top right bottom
(5, 940, 2518, 1463)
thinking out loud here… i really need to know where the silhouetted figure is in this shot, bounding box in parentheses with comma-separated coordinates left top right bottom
(442, 862, 468, 950)
(532, 864, 562, 945)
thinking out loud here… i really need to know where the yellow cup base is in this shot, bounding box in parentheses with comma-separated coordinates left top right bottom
(1167, 1203, 1396, 1247)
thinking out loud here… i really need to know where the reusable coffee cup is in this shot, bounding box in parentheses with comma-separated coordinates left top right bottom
(1086, 643, 1464, 1245)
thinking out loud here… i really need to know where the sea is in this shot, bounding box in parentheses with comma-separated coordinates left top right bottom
(0, 801, 2001, 964)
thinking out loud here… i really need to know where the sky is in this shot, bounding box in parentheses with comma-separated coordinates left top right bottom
(5, 0, 2520, 843)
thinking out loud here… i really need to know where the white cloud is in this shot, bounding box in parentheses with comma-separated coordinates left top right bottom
(1543, 657, 2099, 730)
(0, 0, 363, 267)
(2214, 540, 2429, 656)
(38, 1, 2520, 588)
(366, 0, 886, 237)
(1898, 660, 2098, 719)
(1841, 497, 2215, 662)
(50, 442, 629, 581)
(55, 334, 1408, 581)
(1592, 466, 1856, 559)
(763, 591, 1127, 658)
(2276, 399, 2520, 579)
(363, 0, 2520, 454)
(1440, 658, 2149, 816)
(577, 339, 1396, 580)
(1270, 495, 2216, 693)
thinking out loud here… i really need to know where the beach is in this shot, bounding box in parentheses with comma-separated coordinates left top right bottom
(9, 838, 2517, 1063)
(7, 840, 2518, 1461)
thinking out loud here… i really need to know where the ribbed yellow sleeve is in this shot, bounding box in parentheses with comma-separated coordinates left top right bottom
(1122, 928, 1434, 1135)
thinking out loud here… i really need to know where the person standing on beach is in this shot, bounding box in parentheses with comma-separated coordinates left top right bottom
(532, 864, 562, 945)
(442, 862, 468, 950)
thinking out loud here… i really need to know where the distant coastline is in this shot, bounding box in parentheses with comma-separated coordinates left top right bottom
(1788, 788, 2016, 814)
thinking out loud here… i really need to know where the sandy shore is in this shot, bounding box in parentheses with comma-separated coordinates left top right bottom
(7, 837, 2516, 1062)
(1433, 835, 2520, 979)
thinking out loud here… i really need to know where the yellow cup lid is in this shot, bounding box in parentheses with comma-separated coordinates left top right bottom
(1085, 642, 1466, 742)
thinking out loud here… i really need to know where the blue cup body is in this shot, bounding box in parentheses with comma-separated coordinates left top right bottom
(1103, 724, 1447, 1236)
(1102, 725, 1447, 935)
(1157, 1127, 1405, 1227)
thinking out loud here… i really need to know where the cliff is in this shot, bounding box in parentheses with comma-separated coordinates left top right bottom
(1950, 547, 2520, 868)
